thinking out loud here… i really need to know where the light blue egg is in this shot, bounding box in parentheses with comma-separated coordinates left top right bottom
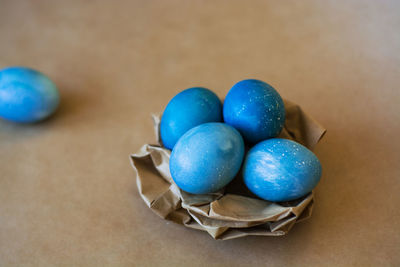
(160, 87, 222, 150)
(243, 138, 322, 202)
(170, 123, 244, 194)
(0, 66, 60, 123)
(223, 79, 285, 144)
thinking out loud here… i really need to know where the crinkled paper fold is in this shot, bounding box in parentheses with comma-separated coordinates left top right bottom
(130, 99, 326, 240)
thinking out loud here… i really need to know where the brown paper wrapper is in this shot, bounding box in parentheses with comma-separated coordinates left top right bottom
(130, 99, 326, 240)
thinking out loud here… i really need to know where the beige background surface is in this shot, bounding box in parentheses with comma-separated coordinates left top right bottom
(0, 0, 399, 266)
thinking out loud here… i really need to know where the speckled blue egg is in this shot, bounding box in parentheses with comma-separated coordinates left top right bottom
(223, 79, 285, 144)
(243, 138, 321, 202)
(0, 66, 60, 123)
(160, 87, 222, 150)
(170, 123, 244, 194)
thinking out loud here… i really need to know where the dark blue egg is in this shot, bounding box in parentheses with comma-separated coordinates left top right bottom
(170, 123, 244, 194)
(243, 138, 321, 202)
(160, 87, 222, 150)
(223, 79, 285, 144)
(0, 66, 60, 123)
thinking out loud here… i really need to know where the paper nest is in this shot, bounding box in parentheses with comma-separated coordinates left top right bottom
(130, 99, 326, 240)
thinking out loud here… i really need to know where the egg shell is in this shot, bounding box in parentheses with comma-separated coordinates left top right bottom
(170, 122, 245, 194)
(243, 138, 321, 202)
(0, 66, 60, 123)
(223, 79, 285, 144)
(160, 87, 222, 150)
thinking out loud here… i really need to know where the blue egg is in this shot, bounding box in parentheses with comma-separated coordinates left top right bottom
(0, 66, 60, 123)
(170, 123, 244, 194)
(243, 138, 321, 202)
(160, 87, 222, 150)
(223, 79, 285, 144)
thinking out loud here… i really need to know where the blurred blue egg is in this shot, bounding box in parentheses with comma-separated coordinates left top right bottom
(243, 138, 321, 202)
(0, 66, 60, 123)
(170, 123, 244, 194)
(223, 79, 285, 144)
(160, 87, 222, 150)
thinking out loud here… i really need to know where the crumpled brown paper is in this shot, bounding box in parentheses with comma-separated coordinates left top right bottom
(130, 99, 326, 240)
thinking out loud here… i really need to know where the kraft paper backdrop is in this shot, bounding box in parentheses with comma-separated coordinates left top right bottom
(130, 99, 326, 240)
